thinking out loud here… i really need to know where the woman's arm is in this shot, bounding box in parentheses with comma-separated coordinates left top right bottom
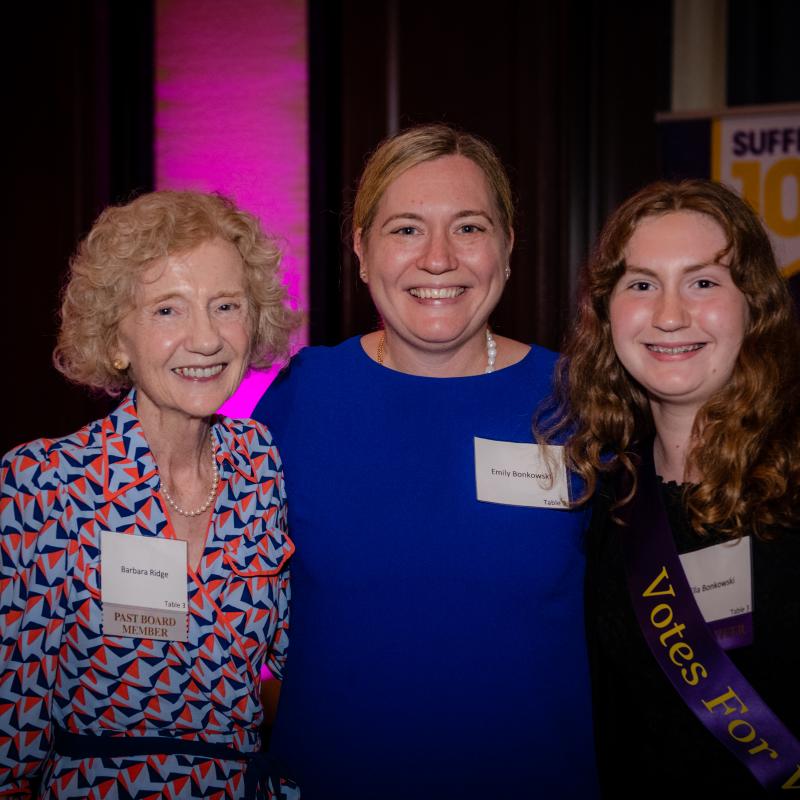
(266, 566, 290, 681)
(0, 443, 70, 796)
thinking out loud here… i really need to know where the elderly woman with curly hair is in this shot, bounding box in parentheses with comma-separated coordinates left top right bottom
(540, 179, 800, 795)
(0, 192, 300, 798)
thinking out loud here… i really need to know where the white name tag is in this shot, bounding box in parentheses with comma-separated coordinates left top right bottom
(101, 531, 189, 642)
(473, 437, 570, 509)
(678, 536, 753, 623)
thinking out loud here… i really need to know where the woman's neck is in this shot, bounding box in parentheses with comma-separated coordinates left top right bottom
(385, 330, 489, 377)
(135, 395, 213, 481)
(363, 329, 529, 377)
(650, 401, 700, 483)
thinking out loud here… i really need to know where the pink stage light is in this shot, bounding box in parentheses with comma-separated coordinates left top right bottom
(155, 0, 308, 419)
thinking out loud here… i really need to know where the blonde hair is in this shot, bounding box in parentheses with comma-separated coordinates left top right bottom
(538, 179, 800, 539)
(352, 123, 514, 243)
(55, 191, 301, 394)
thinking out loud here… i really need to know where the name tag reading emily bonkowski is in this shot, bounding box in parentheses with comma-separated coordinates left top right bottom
(474, 437, 570, 509)
(101, 531, 189, 642)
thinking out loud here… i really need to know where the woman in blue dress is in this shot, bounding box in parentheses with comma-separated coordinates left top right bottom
(254, 124, 599, 798)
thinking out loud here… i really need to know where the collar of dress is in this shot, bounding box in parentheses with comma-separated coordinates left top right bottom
(100, 389, 263, 501)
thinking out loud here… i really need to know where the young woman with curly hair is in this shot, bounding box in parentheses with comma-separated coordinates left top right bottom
(540, 179, 800, 795)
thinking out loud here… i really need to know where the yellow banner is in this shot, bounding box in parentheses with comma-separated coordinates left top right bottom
(712, 112, 800, 277)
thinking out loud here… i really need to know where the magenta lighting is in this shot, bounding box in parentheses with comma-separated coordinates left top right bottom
(155, 0, 308, 418)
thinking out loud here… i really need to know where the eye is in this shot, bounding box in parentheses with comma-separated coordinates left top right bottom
(628, 280, 654, 291)
(391, 225, 419, 236)
(458, 223, 484, 234)
(216, 301, 241, 313)
(155, 306, 173, 316)
(694, 278, 719, 289)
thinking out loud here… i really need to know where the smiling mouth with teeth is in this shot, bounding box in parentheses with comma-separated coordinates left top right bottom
(408, 287, 465, 299)
(646, 344, 705, 355)
(173, 364, 226, 379)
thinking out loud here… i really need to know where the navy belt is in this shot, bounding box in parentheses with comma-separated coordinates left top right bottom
(53, 726, 285, 799)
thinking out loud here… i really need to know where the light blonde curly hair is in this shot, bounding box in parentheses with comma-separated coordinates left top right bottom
(54, 191, 301, 394)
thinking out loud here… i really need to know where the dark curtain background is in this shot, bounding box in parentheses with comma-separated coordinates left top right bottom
(309, 0, 672, 349)
(3, 0, 798, 457)
(4, 2, 153, 456)
(727, 0, 800, 106)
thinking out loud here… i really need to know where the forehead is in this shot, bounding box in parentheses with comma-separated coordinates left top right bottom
(624, 211, 728, 264)
(136, 238, 246, 297)
(378, 154, 494, 214)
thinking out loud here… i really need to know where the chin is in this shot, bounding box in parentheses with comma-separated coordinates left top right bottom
(179, 396, 230, 419)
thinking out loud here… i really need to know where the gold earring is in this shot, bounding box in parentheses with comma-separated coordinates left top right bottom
(112, 358, 128, 371)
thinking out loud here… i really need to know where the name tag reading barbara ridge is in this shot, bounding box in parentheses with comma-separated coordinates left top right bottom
(101, 531, 189, 642)
(474, 437, 570, 509)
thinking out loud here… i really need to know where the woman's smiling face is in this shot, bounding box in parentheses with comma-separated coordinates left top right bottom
(115, 237, 252, 425)
(355, 154, 512, 362)
(609, 210, 750, 417)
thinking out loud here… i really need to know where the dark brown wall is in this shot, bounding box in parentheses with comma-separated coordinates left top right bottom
(3, 3, 153, 456)
(308, 0, 672, 350)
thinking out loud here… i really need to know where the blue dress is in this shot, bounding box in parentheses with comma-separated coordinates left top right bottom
(253, 337, 598, 798)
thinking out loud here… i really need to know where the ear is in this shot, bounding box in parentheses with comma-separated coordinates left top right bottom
(506, 228, 515, 257)
(354, 228, 368, 283)
(112, 353, 130, 372)
(111, 330, 131, 372)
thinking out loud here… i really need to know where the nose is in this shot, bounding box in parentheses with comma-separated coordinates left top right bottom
(420, 228, 457, 274)
(652, 286, 690, 331)
(187, 309, 223, 355)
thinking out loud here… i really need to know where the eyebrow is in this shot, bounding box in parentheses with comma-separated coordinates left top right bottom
(380, 209, 495, 227)
(622, 261, 727, 276)
(144, 289, 246, 304)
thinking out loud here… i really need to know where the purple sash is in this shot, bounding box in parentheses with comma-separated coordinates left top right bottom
(618, 446, 800, 791)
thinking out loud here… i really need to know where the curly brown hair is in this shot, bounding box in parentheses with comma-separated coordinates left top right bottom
(54, 191, 301, 395)
(538, 179, 800, 538)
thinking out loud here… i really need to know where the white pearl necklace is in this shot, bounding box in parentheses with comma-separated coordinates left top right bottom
(377, 328, 498, 374)
(160, 433, 219, 517)
(484, 329, 497, 373)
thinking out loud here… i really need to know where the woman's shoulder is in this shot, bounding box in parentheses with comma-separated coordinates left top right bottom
(213, 416, 285, 474)
(215, 415, 277, 452)
(527, 341, 559, 368)
(2, 418, 104, 488)
(496, 341, 560, 396)
(1, 420, 106, 547)
(284, 336, 363, 373)
(252, 338, 365, 421)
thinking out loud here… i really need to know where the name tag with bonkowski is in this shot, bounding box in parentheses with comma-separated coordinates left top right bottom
(679, 536, 753, 649)
(101, 530, 189, 642)
(474, 437, 569, 509)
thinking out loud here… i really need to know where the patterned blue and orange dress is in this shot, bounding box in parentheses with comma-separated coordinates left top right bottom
(0, 392, 294, 799)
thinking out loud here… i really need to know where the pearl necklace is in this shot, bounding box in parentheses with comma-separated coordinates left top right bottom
(160, 433, 219, 517)
(376, 329, 497, 373)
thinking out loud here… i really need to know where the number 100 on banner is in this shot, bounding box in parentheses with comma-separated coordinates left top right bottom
(713, 112, 800, 278)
